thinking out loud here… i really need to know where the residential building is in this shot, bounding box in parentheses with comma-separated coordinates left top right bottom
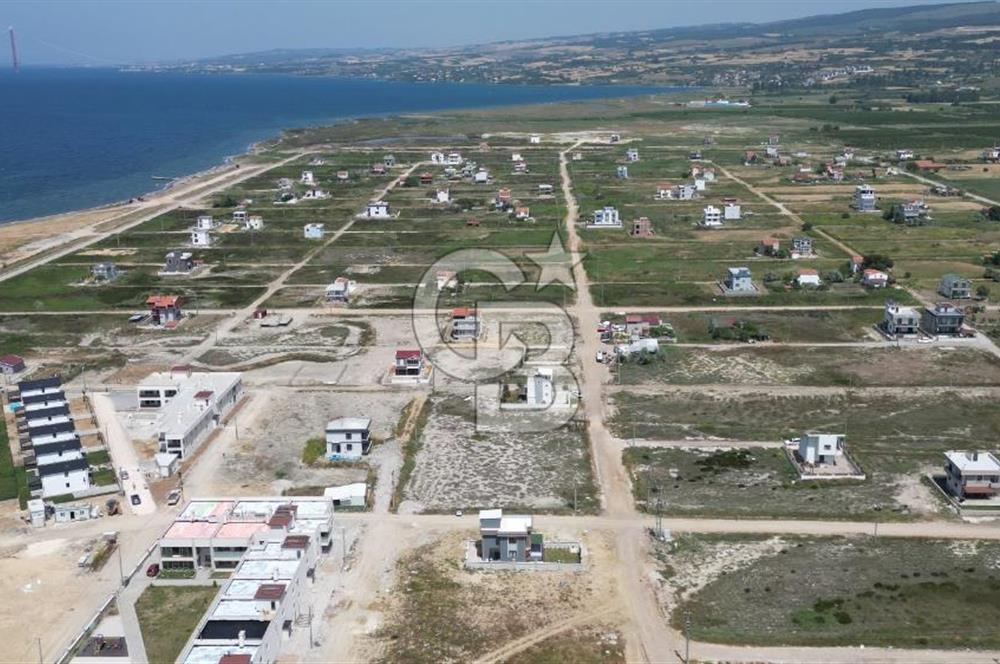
(900, 200, 929, 225)
(436, 189, 450, 203)
(921, 302, 966, 336)
(861, 269, 889, 288)
(38, 458, 90, 498)
(528, 134, 542, 144)
(625, 148, 640, 162)
(163, 251, 195, 274)
(190, 228, 213, 247)
(451, 307, 480, 340)
(850, 255, 864, 274)
(325, 277, 352, 303)
(337, 170, 350, 181)
(196, 215, 215, 231)
(361, 200, 391, 219)
(300, 171, 315, 185)
(701, 205, 723, 228)
(325, 417, 372, 460)
(514, 206, 531, 220)
(245, 215, 264, 231)
(524, 368, 555, 408)
(0, 354, 25, 375)
(625, 314, 662, 336)
(743, 150, 759, 165)
(796, 269, 821, 287)
(758, 238, 780, 255)
(233, 209, 248, 224)
(943, 451, 1000, 500)
(896, 149, 914, 161)
(791, 236, 813, 257)
(394, 350, 424, 377)
(303, 223, 325, 239)
(17, 377, 89, 499)
(436, 270, 457, 292)
(853, 184, 877, 212)
(324, 483, 367, 508)
(419, 172, 434, 185)
(589, 207, 622, 228)
(798, 432, 845, 465)
(137, 367, 243, 460)
(513, 161, 528, 174)
(474, 169, 489, 184)
(537, 184, 554, 195)
(616, 165, 629, 179)
(302, 188, 328, 200)
(724, 203, 741, 221)
(383, 154, 396, 167)
(447, 152, 463, 165)
(883, 301, 920, 336)
(983, 147, 1000, 163)
(91, 262, 119, 282)
(723, 267, 754, 293)
(630, 217, 654, 238)
(147, 295, 184, 326)
(938, 274, 972, 299)
(496, 188, 513, 207)
(694, 178, 706, 191)
(430, 151, 446, 164)
(167, 498, 334, 664)
(478, 509, 538, 562)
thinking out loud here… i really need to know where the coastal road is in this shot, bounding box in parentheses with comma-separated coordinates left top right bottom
(0, 151, 309, 284)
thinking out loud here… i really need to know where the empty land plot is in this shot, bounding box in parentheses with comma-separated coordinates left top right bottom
(664, 309, 881, 343)
(400, 393, 597, 513)
(616, 345, 1000, 386)
(369, 531, 611, 664)
(212, 388, 409, 493)
(135, 585, 219, 664)
(624, 447, 913, 520)
(503, 626, 625, 664)
(663, 534, 1000, 649)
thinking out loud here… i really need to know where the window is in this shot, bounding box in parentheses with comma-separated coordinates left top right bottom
(345, 433, 353, 440)
(345, 444, 353, 451)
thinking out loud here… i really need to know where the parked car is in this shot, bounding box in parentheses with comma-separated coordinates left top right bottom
(130, 494, 141, 506)
(119, 469, 129, 481)
(166, 489, 182, 506)
(146, 563, 160, 578)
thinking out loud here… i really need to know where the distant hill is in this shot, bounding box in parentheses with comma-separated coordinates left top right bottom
(139, 1, 1000, 89)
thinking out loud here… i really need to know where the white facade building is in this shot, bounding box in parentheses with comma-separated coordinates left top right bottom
(702, 205, 723, 228)
(300, 171, 315, 185)
(798, 432, 845, 465)
(362, 200, 391, 219)
(137, 368, 243, 460)
(724, 203, 742, 221)
(325, 417, 372, 460)
(589, 207, 622, 228)
(190, 229, 213, 247)
(303, 223, 325, 239)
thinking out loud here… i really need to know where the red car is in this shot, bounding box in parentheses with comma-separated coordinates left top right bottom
(146, 563, 160, 578)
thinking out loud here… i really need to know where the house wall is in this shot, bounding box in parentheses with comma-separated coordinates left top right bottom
(41, 468, 90, 497)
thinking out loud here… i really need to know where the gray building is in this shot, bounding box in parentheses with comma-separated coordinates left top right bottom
(853, 184, 877, 212)
(938, 274, 972, 300)
(921, 302, 965, 336)
(451, 308, 480, 341)
(723, 267, 754, 293)
(91, 262, 119, 282)
(883, 301, 920, 336)
(163, 251, 195, 274)
(477, 509, 540, 562)
(791, 236, 813, 256)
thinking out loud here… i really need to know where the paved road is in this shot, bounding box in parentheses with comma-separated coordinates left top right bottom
(90, 392, 156, 516)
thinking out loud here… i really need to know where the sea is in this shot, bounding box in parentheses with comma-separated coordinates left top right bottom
(0, 68, 669, 223)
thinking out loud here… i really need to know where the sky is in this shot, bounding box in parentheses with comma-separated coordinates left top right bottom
(0, 0, 972, 66)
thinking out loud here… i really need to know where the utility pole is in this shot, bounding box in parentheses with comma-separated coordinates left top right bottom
(36, 637, 42, 664)
(684, 611, 692, 664)
(340, 526, 347, 570)
(117, 536, 125, 585)
(9, 27, 19, 73)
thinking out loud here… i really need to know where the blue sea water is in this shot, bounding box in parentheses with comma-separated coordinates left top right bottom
(0, 68, 669, 223)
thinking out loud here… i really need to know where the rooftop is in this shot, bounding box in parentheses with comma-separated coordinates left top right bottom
(946, 451, 1000, 474)
(326, 417, 371, 431)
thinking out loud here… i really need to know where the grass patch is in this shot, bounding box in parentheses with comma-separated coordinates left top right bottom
(90, 468, 118, 486)
(391, 397, 430, 513)
(135, 585, 217, 664)
(85, 450, 110, 465)
(301, 438, 326, 465)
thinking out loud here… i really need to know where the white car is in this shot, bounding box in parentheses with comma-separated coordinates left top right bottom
(595, 351, 605, 363)
(166, 489, 182, 506)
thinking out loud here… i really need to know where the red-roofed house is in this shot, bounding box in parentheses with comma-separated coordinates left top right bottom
(850, 255, 864, 274)
(394, 350, 424, 377)
(451, 308, 480, 340)
(796, 269, 822, 287)
(862, 268, 889, 288)
(147, 295, 183, 326)
(758, 238, 780, 255)
(914, 160, 946, 172)
(0, 354, 25, 375)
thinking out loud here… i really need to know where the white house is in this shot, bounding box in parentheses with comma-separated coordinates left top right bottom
(854, 184, 877, 212)
(436, 189, 451, 203)
(430, 152, 446, 164)
(302, 188, 328, 200)
(589, 207, 622, 228)
(694, 178, 707, 191)
(190, 228, 213, 247)
(625, 148, 640, 162)
(39, 458, 90, 498)
(303, 223, 325, 239)
(511, 152, 524, 162)
(796, 269, 822, 287)
(325, 417, 372, 460)
(616, 165, 629, 179)
(529, 134, 541, 144)
(447, 152, 464, 165)
(474, 169, 490, 184)
(436, 270, 458, 292)
(724, 203, 742, 221)
(861, 269, 889, 288)
(196, 215, 215, 230)
(300, 170, 315, 185)
(896, 149, 915, 161)
(525, 367, 554, 408)
(324, 483, 367, 508)
(944, 451, 1000, 500)
(325, 277, 355, 302)
(245, 215, 264, 231)
(701, 205, 723, 228)
(362, 200, 391, 219)
(798, 432, 845, 465)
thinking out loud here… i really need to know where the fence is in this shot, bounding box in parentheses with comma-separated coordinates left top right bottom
(463, 539, 585, 572)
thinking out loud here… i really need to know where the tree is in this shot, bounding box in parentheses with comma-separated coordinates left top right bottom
(863, 254, 894, 271)
(977, 285, 991, 299)
(828, 95, 839, 105)
(985, 206, 1000, 222)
